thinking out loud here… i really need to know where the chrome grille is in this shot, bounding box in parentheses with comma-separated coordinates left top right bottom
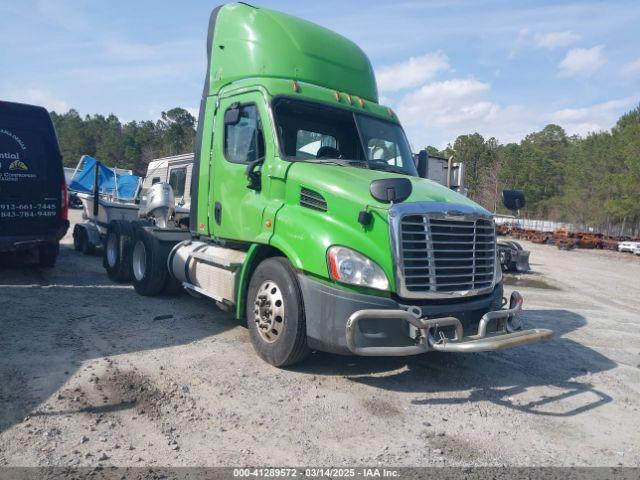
(399, 214, 496, 295)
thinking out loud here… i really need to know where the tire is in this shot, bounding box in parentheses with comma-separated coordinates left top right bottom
(74, 226, 95, 255)
(490, 282, 505, 312)
(246, 257, 310, 367)
(103, 220, 134, 283)
(130, 226, 171, 296)
(81, 230, 95, 254)
(504, 241, 523, 251)
(38, 242, 59, 268)
(73, 225, 83, 252)
(497, 245, 515, 272)
(163, 273, 183, 296)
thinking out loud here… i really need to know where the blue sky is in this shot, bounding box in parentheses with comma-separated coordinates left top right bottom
(1, 0, 639, 149)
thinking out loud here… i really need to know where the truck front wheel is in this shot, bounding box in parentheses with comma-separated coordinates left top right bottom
(246, 257, 310, 367)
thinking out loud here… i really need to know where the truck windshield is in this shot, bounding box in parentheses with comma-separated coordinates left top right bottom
(273, 98, 418, 176)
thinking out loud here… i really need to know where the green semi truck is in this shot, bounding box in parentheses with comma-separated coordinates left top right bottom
(104, 2, 553, 366)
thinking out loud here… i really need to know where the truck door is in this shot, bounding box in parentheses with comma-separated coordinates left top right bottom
(210, 92, 271, 241)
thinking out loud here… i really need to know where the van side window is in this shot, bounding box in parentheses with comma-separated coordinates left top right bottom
(224, 104, 265, 164)
(168, 167, 186, 197)
(151, 177, 161, 185)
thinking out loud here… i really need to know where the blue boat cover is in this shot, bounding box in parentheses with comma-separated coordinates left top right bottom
(68, 156, 140, 200)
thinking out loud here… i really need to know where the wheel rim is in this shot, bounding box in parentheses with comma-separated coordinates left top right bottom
(253, 280, 285, 343)
(106, 232, 118, 268)
(132, 240, 147, 281)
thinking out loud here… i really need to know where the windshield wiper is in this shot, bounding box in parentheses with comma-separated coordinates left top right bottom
(303, 159, 347, 167)
(368, 161, 407, 175)
(304, 158, 367, 168)
(380, 165, 408, 175)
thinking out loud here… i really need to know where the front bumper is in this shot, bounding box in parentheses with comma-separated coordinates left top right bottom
(346, 291, 552, 356)
(0, 221, 69, 252)
(298, 275, 552, 356)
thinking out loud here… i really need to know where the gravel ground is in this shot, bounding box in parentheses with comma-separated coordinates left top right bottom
(0, 209, 638, 467)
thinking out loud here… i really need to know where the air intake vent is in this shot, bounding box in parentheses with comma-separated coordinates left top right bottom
(300, 188, 327, 212)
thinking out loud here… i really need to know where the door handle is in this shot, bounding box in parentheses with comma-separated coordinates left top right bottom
(214, 202, 222, 225)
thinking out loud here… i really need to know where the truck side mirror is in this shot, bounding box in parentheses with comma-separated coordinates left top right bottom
(416, 150, 428, 178)
(224, 104, 241, 125)
(502, 190, 525, 211)
(245, 158, 264, 191)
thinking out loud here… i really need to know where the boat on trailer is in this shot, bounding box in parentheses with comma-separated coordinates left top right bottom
(68, 156, 141, 250)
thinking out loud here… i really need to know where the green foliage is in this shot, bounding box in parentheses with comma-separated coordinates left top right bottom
(50, 107, 196, 174)
(443, 104, 640, 232)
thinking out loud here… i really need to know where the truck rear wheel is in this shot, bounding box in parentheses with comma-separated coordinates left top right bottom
(131, 227, 168, 296)
(103, 220, 134, 283)
(246, 257, 309, 367)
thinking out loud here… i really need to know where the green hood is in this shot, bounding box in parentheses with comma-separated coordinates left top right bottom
(287, 162, 486, 212)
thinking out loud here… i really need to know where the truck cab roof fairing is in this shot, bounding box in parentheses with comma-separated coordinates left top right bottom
(206, 3, 378, 102)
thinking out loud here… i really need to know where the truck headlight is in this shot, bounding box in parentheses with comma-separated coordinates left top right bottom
(327, 246, 389, 290)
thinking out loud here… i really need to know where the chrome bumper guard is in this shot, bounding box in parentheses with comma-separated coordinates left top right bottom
(345, 291, 553, 356)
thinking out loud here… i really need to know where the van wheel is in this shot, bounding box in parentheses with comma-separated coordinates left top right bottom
(103, 220, 134, 283)
(38, 242, 60, 268)
(246, 257, 309, 367)
(130, 227, 170, 296)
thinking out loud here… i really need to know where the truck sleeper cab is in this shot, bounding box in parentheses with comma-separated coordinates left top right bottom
(114, 3, 553, 367)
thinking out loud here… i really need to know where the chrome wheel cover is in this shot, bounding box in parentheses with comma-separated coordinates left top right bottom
(253, 280, 285, 343)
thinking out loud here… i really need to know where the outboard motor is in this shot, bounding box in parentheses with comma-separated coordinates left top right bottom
(145, 182, 175, 228)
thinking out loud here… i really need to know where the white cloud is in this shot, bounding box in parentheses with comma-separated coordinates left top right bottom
(621, 58, 640, 80)
(394, 78, 538, 148)
(393, 79, 636, 148)
(558, 45, 606, 78)
(376, 52, 449, 92)
(536, 31, 579, 49)
(548, 97, 637, 136)
(2, 87, 69, 112)
(398, 78, 496, 128)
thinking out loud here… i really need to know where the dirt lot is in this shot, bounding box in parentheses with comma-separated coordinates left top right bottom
(1, 209, 639, 467)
